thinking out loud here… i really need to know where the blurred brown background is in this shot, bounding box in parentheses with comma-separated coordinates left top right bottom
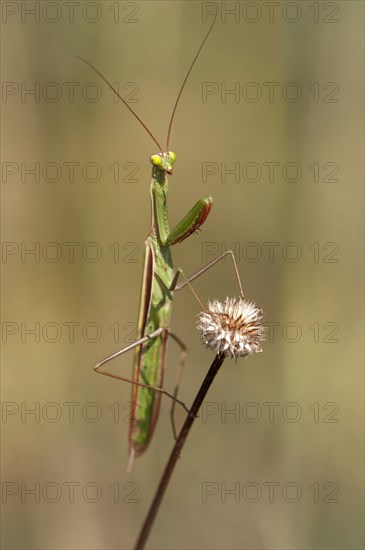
(2, 1, 363, 549)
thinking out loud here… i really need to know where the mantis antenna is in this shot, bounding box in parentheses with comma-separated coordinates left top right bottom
(166, 12, 217, 151)
(73, 11, 217, 154)
(72, 53, 163, 152)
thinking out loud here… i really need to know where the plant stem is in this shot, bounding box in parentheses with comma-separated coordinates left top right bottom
(134, 353, 225, 550)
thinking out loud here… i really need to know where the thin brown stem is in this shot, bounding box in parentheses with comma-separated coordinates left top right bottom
(134, 353, 225, 550)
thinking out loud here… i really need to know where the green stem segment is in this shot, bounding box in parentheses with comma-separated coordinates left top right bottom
(134, 353, 226, 550)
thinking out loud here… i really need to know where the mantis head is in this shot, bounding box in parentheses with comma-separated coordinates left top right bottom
(150, 151, 176, 175)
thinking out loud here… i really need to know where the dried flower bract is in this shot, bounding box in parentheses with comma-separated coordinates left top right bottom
(196, 297, 264, 358)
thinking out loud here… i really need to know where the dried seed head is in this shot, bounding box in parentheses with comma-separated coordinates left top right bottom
(196, 297, 265, 358)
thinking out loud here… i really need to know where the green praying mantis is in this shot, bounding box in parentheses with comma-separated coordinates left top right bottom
(76, 13, 243, 470)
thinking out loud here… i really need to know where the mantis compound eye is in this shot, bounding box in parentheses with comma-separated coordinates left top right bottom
(150, 154, 164, 169)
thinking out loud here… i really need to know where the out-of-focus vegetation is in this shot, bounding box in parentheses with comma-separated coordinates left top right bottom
(2, 2, 363, 548)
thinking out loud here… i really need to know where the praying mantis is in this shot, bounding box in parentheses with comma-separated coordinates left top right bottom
(76, 13, 243, 470)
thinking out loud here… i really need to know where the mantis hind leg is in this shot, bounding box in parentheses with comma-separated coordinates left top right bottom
(167, 332, 188, 441)
(93, 328, 189, 414)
